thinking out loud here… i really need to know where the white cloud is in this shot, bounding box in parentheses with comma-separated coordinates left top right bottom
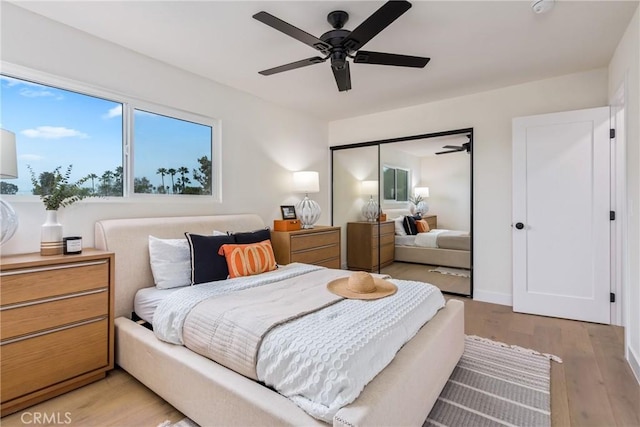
(21, 126, 88, 140)
(103, 105, 122, 119)
(0, 76, 42, 87)
(19, 88, 61, 99)
(19, 154, 44, 162)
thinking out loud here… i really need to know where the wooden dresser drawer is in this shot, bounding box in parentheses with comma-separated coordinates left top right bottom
(316, 258, 340, 269)
(371, 243, 395, 266)
(380, 221, 395, 235)
(0, 261, 109, 306)
(290, 230, 339, 252)
(1, 290, 108, 341)
(1, 319, 108, 402)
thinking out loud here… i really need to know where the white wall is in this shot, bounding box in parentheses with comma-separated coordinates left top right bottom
(0, 3, 329, 255)
(608, 5, 640, 382)
(420, 154, 470, 230)
(330, 68, 609, 305)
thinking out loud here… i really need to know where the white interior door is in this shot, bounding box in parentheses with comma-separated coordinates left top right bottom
(512, 107, 610, 324)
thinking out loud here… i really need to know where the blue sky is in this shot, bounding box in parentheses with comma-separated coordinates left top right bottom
(0, 75, 211, 195)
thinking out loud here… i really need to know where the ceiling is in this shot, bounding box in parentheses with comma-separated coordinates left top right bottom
(10, 1, 638, 121)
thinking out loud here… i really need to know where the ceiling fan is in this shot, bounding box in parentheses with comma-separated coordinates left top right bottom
(435, 137, 471, 155)
(253, 0, 430, 92)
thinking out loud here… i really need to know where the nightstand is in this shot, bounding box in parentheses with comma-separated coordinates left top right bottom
(422, 215, 437, 229)
(347, 221, 395, 272)
(0, 249, 115, 416)
(271, 226, 341, 269)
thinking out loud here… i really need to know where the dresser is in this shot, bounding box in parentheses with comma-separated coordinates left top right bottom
(0, 249, 114, 416)
(347, 221, 395, 272)
(271, 226, 341, 269)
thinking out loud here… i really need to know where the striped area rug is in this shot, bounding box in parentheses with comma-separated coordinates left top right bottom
(424, 335, 561, 427)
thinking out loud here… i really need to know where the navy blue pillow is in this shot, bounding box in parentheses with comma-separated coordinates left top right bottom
(185, 233, 235, 285)
(403, 216, 420, 236)
(233, 228, 271, 244)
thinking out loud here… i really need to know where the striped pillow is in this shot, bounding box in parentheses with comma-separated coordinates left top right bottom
(218, 240, 277, 278)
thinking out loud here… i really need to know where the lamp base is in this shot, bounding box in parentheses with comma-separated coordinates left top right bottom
(295, 196, 321, 229)
(0, 198, 18, 245)
(362, 198, 379, 222)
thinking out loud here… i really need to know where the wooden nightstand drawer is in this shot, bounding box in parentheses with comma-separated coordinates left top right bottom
(1, 290, 108, 341)
(347, 221, 396, 271)
(271, 226, 341, 267)
(290, 230, 339, 252)
(0, 261, 109, 306)
(1, 319, 108, 402)
(290, 245, 339, 265)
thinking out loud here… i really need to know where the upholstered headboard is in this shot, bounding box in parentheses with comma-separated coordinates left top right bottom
(95, 214, 265, 318)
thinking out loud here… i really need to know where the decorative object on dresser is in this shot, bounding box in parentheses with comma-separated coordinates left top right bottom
(409, 186, 429, 215)
(347, 221, 395, 272)
(292, 171, 321, 229)
(273, 219, 301, 231)
(0, 129, 19, 246)
(29, 165, 93, 255)
(270, 225, 340, 268)
(280, 205, 297, 220)
(360, 180, 379, 222)
(0, 249, 114, 416)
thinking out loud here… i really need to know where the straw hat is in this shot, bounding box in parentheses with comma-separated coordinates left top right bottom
(327, 271, 397, 300)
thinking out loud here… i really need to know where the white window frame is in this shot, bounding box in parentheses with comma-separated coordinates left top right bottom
(1, 62, 222, 204)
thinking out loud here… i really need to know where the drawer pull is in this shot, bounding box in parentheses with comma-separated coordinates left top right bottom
(0, 288, 108, 311)
(293, 243, 337, 254)
(0, 260, 108, 277)
(0, 316, 107, 346)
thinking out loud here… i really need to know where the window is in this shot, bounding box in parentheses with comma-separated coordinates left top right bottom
(383, 165, 409, 202)
(133, 110, 212, 195)
(0, 75, 122, 196)
(0, 72, 217, 199)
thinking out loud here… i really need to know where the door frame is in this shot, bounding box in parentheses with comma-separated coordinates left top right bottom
(329, 127, 474, 298)
(611, 81, 628, 328)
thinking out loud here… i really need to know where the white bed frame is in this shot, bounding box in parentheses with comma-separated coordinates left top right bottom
(95, 214, 464, 427)
(386, 209, 470, 269)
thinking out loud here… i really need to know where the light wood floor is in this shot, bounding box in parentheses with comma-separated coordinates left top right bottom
(2, 298, 638, 427)
(381, 261, 471, 295)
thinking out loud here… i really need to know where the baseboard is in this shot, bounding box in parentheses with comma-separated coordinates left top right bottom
(473, 290, 512, 307)
(628, 345, 640, 385)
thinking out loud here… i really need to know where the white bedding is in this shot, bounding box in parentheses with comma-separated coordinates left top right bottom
(153, 263, 445, 422)
(134, 286, 184, 324)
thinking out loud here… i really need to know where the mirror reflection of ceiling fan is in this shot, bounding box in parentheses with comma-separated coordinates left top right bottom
(435, 136, 471, 155)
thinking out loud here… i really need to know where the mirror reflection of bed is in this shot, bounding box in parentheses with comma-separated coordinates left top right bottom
(331, 129, 472, 297)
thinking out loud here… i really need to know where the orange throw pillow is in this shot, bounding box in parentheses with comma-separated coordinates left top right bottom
(415, 219, 430, 233)
(218, 240, 277, 278)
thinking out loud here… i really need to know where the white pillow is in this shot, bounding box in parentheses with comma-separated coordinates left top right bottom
(148, 236, 191, 289)
(394, 216, 407, 236)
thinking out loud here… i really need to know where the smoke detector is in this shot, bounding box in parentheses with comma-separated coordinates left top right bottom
(531, 0, 555, 14)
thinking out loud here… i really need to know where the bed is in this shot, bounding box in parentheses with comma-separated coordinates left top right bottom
(95, 214, 464, 426)
(385, 209, 471, 269)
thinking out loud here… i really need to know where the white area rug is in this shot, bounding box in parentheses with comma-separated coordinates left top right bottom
(429, 266, 471, 278)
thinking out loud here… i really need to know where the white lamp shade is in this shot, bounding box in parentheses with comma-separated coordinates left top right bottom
(361, 180, 378, 196)
(293, 171, 319, 193)
(0, 129, 18, 179)
(414, 186, 429, 198)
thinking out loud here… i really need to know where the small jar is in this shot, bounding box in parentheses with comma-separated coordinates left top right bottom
(63, 236, 83, 255)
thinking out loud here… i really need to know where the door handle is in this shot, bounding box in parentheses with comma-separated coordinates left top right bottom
(514, 222, 525, 230)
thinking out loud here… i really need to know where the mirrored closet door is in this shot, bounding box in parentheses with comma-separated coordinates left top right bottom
(331, 129, 473, 297)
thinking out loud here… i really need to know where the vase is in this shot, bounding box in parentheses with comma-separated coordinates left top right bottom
(41, 210, 63, 256)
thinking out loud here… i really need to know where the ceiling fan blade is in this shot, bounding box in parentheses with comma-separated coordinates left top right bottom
(259, 56, 327, 76)
(435, 149, 461, 155)
(341, 0, 412, 52)
(253, 11, 332, 54)
(441, 145, 463, 149)
(332, 61, 352, 92)
(354, 51, 430, 68)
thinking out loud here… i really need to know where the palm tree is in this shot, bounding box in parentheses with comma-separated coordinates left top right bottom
(167, 168, 177, 194)
(87, 173, 98, 194)
(156, 168, 167, 194)
(100, 170, 115, 196)
(177, 166, 189, 193)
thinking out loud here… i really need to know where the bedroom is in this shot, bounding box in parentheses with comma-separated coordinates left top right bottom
(0, 1, 639, 426)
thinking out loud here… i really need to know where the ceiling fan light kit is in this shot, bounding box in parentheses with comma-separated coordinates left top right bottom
(531, 0, 555, 14)
(253, 0, 430, 92)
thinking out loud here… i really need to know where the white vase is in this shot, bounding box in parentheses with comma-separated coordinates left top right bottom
(41, 210, 63, 256)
